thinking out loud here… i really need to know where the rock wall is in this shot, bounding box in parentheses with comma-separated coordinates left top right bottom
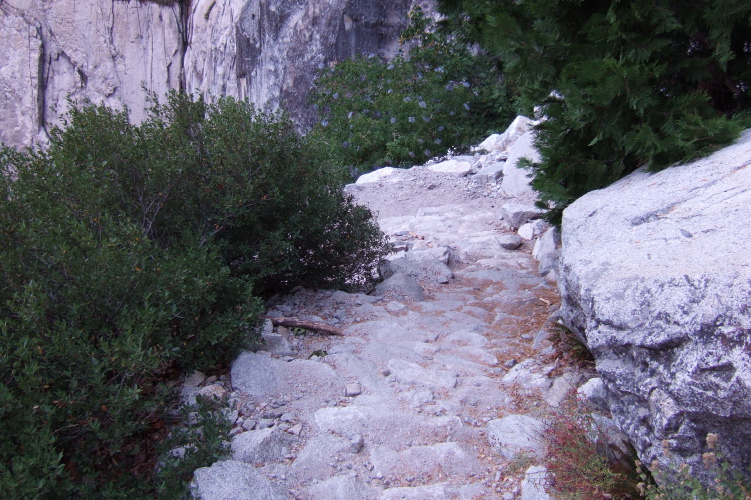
(559, 130, 751, 484)
(1, 0, 427, 149)
(1, 0, 183, 147)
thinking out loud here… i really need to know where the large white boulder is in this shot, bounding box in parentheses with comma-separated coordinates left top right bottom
(499, 130, 541, 201)
(559, 129, 751, 485)
(474, 115, 534, 153)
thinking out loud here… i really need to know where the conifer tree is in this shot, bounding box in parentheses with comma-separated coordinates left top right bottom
(438, 0, 751, 222)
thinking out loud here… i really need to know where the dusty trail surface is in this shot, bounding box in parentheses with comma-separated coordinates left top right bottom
(191, 164, 582, 500)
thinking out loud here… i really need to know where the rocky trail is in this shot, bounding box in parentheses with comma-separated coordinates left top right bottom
(189, 127, 608, 500)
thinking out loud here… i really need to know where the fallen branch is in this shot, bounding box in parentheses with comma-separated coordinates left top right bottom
(261, 316, 344, 336)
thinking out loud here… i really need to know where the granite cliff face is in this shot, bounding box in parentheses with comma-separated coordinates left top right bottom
(559, 130, 751, 484)
(1, 0, 426, 149)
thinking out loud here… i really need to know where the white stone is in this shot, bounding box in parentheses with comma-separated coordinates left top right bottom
(474, 116, 534, 153)
(356, 167, 400, 185)
(532, 227, 558, 259)
(473, 161, 505, 183)
(306, 473, 378, 500)
(519, 220, 549, 241)
(427, 159, 474, 176)
(500, 130, 541, 201)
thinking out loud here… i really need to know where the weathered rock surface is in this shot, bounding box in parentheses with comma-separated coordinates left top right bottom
(559, 128, 751, 483)
(1, 0, 428, 148)
(191, 460, 287, 500)
(1, 0, 182, 147)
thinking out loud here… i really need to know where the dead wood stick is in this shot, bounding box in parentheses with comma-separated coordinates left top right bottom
(261, 316, 344, 336)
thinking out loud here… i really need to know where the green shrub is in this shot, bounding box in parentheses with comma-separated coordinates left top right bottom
(437, 0, 751, 223)
(0, 92, 388, 496)
(309, 8, 515, 172)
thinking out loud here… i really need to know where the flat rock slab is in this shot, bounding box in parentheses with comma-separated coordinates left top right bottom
(487, 415, 546, 460)
(231, 352, 344, 402)
(370, 442, 479, 478)
(191, 460, 287, 500)
(388, 359, 457, 389)
(356, 167, 400, 184)
(380, 257, 453, 284)
(427, 159, 473, 176)
(288, 433, 351, 482)
(306, 473, 379, 500)
(232, 427, 297, 464)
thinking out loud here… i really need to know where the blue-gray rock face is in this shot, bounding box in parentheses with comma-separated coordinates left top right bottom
(559, 130, 751, 484)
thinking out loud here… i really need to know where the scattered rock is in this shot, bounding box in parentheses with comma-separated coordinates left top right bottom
(501, 203, 546, 229)
(286, 423, 303, 436)
(197, 384, 228, 401)
(577, 378, 609, 411)
(344, 382, 362, 397)
(499, 130, 541, 200)
(542, 372, 583, 407)
(406, 245, 451, 265)
(474, 116, 534, 153)
(349, 434, 364, 453)
(185, 371, 207, 387)
(373, 273, 426, 301)
(498, 234, 523, 250)
(473, 162, 505, 183)
(519, 220, 549, 241)
(306, 473, 378, 500)
(258, 332, 293, 357)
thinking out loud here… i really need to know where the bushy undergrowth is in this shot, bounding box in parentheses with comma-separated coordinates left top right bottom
(309, 8, 515, 172)
(0, 92, 388, 497)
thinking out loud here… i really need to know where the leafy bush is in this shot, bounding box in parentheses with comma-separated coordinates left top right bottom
(309, 8, 514, 172)
(437, 0, 751, 223)
(0, 92, 388, 496)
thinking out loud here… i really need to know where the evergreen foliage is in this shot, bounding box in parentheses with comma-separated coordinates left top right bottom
(309, 8, 515, 172)
(437, 0, 751, 222)
(0, 92, 388, 496)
